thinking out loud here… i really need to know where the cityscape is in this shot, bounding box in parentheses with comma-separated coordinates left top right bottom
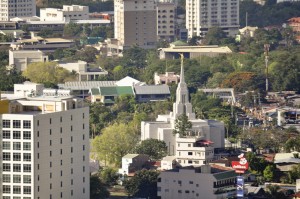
(0, 0, 300, 199)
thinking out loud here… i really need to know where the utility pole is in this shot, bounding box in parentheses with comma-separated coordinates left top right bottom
(264, 44, 270, 93)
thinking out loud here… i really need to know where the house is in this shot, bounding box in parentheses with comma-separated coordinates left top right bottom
(118, 154, 150, 175)
(154, 72, 180, 85)
(288, 17, 300, 33)
(274, 153, 300, 171)
(90, 86, 134, 105)
(158, 165, 237, 199)
(134, 84, 170, 102)
(161, 156, 176, 170)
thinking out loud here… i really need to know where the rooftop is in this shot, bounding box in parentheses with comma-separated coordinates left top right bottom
(134, 85, 170, 95)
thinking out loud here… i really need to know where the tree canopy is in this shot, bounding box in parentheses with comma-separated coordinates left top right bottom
(135, 139, 168, 160)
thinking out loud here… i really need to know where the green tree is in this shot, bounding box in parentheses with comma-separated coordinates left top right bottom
(124, 169, 159, 199)
(173, 114, 192, 137)
(75, 46, 98, 63)
(90, 175, 110, 199)
(135, 139, 168, 160)
(63, 22, 82, 38)
(92, 123, 139, 167)
(263, 165, 275, 182)
(38, 27, 54, 37)
(22, 62, 76, 84)
(202, 27, 227, 45)
(100, 167, 119, 186)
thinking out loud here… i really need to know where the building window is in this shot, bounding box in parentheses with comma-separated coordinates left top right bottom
(50, 183, 52, 189)
(23, 153, 31, 161)
(13, 120, 21, 128)
(23, 120, 31, 129)
(188, 152, 193, 155)
(3, 152, 11, 160)
(24, 186, 31, 194)
(3, 120, 11, 128)
(23, 142, 31, 150)
(3, 174, 10, 182)
(23, 175, 31, 184)
(188, 160, 193, 164)
(50, 172, 52, 178)
(189, 181, 193, 184)
(13, 164, 21, 172)
(23, 164, 31, 172)
(23, 131, 31, 139)
(3, 141, 10, 150)
(13, 131, 21, 139)
(13, 153, 21, 161)
(60, 138, 62, 144)
(83, 145, 85, 151)
(13, 175, 21, 183)
(71, 136, 73, 142)
(3, 131, 10, 139)
(50, 118, 52, 124)
(3, 185, 11, 193)
(13, 142, 21, 150)
(50, 151, 52, 157)
(60, 117, 62, 122)
(3, 163, 11, 171)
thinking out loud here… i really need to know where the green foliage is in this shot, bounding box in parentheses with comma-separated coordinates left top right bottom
(100, 167, 119, 186)
(173, 114, 192, 137)
(90, 175, 110, 199)
(135, 139, 168, 160)
(22, 62, 77, 84)
(75, 46, 98, 63)
(92, 123, 139, 167)
(90, 26, 113, 39)
(63, 22, 82, 38)
(263, 165, 275, 182)
(202, 27, 228, 45)
(124, 169, 159, 199)
(246, 152, 269, 175)
(38, 27, 54, 38)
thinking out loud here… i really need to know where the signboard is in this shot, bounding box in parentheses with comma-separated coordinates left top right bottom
(236, 176, 244, 197)
(231, 153, 249, 174)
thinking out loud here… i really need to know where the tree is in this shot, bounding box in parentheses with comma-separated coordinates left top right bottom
(90, 175, 110, 199)
(22, 62, 76, 84)
(202, 27, 227, 45)
(124, 169, 159, 199)
(100, 167, 119, 186)
(63, 22, 82, 38)
(263, 165, 275, 182)
(75, 46, 98, 63)
(135, 139, 168, 160)
(173, 114, 192, 137)
(92, 123, 139, 167)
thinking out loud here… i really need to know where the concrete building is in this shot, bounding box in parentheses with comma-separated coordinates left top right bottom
(114, 0, 157, 49)
(40, 5, 89, 22)
(186, 0, 239, 38)
(58, 61, 108, 81)
(154, 72, 180, 85)
(158, 165, 237, 199)
(134, 84, 170, 102)
(89, 86, 134, 104)
(9, 50, 48, 71)
(288, 17, 300, 33)
(0, 82, 90, 199)
(141, 57, 225, 167)
(0, 0, 36, 21)
(157, 2, 176, 42)
(159, 45, 232, 59)
(118, 154, 150, 175)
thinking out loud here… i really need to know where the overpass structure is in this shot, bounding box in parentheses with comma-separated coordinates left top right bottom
(199, 88, 236, 105)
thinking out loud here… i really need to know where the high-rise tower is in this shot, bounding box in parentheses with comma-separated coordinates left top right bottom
(0, 0, 36, 21)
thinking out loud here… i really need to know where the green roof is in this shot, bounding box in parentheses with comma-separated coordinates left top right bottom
(99, 86, 133, 96)
(213, 170, 237, 180)
(171, 40, 187, 46)
(90, 88, 100, 95)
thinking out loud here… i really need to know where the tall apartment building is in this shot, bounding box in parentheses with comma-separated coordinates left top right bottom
(157, 2, 176, 42)
(114, 0, 157, 49)
(186, 0, 239, 38)
(0, 82, 90, 199)
(0, 0, 36, 21)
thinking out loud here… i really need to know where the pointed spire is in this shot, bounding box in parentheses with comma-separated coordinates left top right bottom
(179, 53, 185, 84)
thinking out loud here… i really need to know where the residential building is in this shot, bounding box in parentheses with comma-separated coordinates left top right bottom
(89, 86, 134, 104)
(0, 82, 90, 199)
(157, 165, 237, 199)
(274, 153, 300, 172)
(134, 84, 170, 102)
(0, 0, 36, 21)
(141, 57, 225, 167)
(159, 44, 232, 59)
(118, 154, 150, 175)
(154, 72, 180, 85)
(186, 0, 239, 38)
(157, 2, 176, 42)
(9, 50, 48, 71)
(40, 5, 89, 22)
(114, 0, 157, 49)
(58, 61, 108, 81)
(288, 17, 300, 33)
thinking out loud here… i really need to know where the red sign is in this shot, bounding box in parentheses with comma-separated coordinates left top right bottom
(231, 153, 249, 173)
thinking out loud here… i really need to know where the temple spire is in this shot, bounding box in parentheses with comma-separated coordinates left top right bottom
(179, 53, 185, 84)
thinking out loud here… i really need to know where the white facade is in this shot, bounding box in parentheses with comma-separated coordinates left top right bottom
(114, 0, 157, 49)
(0, 83, 90, 199)
(0, 0, 36, 21)
(40, 5, 89, 22)
(9, 50, 49, 72)
(118, 154, 150, 175)
(186, 0, 239, 38)
(158, 165, 237, 199)
(141, 58, 225, 167)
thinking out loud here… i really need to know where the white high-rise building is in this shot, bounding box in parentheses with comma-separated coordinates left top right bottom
(0, 82, 90, 199)
(114, 0, 157, 49)
(186, 0, 239, 38)
(0, 0, 36, 21)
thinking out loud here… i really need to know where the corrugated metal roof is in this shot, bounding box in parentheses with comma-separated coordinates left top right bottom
(58, 81, 116, 90)
(134, 85, 170, 95)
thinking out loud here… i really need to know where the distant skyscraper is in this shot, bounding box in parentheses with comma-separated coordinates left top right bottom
(0, 0, 36, 21)
(186, 0, 239, 38)
(157, 2, 176, 42)
(114, 0, 157, 49)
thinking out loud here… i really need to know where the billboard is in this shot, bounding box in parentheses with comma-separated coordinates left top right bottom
(231, 153, 249, 174)
(236, 176, 244, 197)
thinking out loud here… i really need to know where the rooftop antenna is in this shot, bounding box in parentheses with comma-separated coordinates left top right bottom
(264, 44, 270, 93)
(246, 12, 248, 27)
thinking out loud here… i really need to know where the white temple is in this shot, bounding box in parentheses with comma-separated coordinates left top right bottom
(141, 55, 225, 167)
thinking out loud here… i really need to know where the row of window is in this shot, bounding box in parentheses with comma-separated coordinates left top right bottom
(3, 131, 31, 139)
(2, 120, 31, 129)
(3, 142, 31, 150)
(37, 113, 85, 126)
(3, 174, 31, 183)
(2, 163, 31, 172)
(3, 152, 31, 161)
(3, 185, 31, 194)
